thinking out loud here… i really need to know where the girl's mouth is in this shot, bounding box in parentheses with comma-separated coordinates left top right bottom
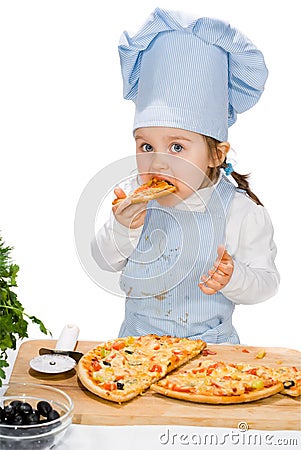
(151, 175, 176, 187)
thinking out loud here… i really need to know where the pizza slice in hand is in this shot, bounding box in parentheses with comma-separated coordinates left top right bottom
(112, 178, 176, 205)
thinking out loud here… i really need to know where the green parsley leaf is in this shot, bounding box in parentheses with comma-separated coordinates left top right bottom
(0, 234, 51, 386)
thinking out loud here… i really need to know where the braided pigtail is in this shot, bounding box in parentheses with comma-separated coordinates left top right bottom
(220, 161, 263, 206)
(205, 136, 264, 207)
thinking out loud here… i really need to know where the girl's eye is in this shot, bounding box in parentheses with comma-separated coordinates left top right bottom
(142, 144, 153, 152)
(170, 144, 183, 153)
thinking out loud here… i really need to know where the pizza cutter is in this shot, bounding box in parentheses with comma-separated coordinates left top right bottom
(30, 324, 83, 374)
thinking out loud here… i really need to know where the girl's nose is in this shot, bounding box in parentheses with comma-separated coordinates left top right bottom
(150, 152, 170, 171)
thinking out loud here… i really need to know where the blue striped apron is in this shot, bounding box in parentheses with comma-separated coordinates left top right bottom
(118, 176, 239, 344)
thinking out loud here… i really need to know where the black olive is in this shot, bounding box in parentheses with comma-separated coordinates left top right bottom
(4, 404, 15, 418)
(47, 409, 60, 421)
(11, 414, 24, 425)
(37, 401, 52, 417)
(125, 350, 133, 354)
(102, 361, 111, 366)
(19, 402, 33, 415)
(283, 380, 295, 389)
(0, 406, 6, 423)
(116, 382, 124, 390)
(32, 409, 41, 421)
(0, 399, 61, 450)
(25, 412, 40, 425)
(10, 400, 23, 411)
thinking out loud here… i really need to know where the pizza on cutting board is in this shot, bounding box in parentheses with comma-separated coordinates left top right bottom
(112, 177, 176, 205)
(151, 359, 301, 404)
(239, 364, 301, 398)
(77, 334, 206, 403)
(78, 336, 301, 404)
(151, 359, 285, 404)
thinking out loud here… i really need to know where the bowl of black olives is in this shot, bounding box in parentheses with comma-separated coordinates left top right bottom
(0, 382, 73, 449)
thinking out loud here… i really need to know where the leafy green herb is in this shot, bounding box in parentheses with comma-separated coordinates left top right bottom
(0, 234, 50, 386)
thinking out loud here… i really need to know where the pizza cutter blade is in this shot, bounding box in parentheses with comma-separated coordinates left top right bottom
(30, 324, 82, 374)
(30, 353, 77, 374)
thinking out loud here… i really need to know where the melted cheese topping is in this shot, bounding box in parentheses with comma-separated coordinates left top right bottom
(85, 335, 205, 395)
(157, 360, 279, 396)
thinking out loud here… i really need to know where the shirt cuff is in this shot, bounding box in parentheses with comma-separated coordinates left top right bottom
(220, 260, 244, 304)
(220, 259, 279, 305)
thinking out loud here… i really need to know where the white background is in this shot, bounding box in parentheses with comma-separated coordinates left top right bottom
(0, 0, 300, 374)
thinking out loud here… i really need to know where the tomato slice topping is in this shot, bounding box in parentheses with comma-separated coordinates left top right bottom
(191, 368, 206, 374)
(114, 375, 125, 381)
(102, 382, 117, 391)
(150, 364, 163, 373)
(206, 362, 223, 375)
(201, 348, 217, 356)
(112, 341, 126, 350)
(171, 384, 193, 393)
(92, 360, 101, 371)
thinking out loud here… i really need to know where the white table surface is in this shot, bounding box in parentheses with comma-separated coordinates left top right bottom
(55, 424, 301, 450)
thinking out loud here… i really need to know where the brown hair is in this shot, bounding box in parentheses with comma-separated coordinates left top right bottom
(204, 136, 263, 206)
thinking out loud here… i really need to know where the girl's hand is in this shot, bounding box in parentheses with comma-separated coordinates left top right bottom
(112, 187, 147, 229)
(199, 245, 234, 295)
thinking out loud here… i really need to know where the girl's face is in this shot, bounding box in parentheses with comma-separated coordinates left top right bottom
(135, 127, 214, 206)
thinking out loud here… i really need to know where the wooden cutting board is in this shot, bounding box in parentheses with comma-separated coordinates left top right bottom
(10, 340, 301, 430)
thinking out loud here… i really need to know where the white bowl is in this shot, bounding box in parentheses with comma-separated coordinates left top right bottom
(0, 382, 73, 449)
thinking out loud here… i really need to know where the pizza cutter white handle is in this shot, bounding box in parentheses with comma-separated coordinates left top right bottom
(55, 324, 80, 351)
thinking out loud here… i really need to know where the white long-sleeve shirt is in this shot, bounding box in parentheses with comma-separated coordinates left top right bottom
(92, 175, 280, 305)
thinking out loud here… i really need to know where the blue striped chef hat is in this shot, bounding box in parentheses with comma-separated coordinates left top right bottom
(118, 8, 268, 141)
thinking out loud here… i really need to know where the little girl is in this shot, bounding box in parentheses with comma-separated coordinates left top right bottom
(92, 8, 279, 344)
